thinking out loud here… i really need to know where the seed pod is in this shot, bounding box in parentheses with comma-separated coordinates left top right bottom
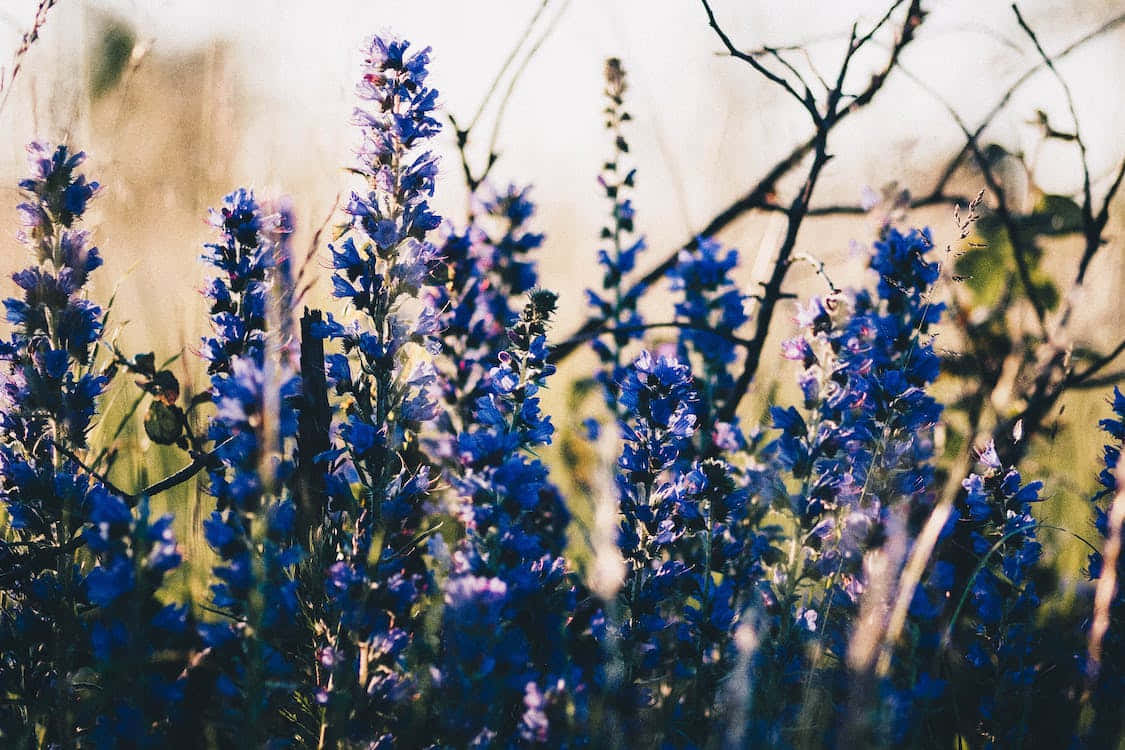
(144, 401, 184, 445)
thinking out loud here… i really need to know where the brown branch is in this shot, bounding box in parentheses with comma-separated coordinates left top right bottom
(1079, 152, 1125, 284)
(700, 0, 820, 121)
(893, 60, 1050, 328)
(48, 440, 131, 500)
(759, 190, 975, 217)
(449, 0, 569, 204)
(1068, 338, 1125, 387)
(552, 0, 923, 369)
(923, 11, 1125, 205)
(465, 0, 551, 135)
(485, 0, 571, 166)
(554, 320, 761, 353)
(716, 0, 924, 425)
(137, 440, 228, 500)
(1011, 4, 1113, 291)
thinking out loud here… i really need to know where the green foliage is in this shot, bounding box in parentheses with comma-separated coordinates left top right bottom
(90, 20, 135, 98)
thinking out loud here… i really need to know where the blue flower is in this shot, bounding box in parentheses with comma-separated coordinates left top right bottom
(200, 188, 275, 376)
(438, 291, 585, 744)
(310, 34, 451, 746)
(669, 237, 750, 434)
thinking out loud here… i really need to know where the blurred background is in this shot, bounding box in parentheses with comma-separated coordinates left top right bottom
(1, 0, 1123, 599)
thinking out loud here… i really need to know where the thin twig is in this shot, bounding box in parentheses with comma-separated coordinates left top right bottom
(892, 59, 1051, 329)
(485, 0, 572, 165)
(1067, 338, 1125, 387)
(449, 0, 569, 202)
(137, 438, 231, 500)
(924, 11, 1125, 204)
(466, 0, 551, 135)
(699, 0, 819, 121)
(554, 321, 757, 353)
(0, 0, 58, 115)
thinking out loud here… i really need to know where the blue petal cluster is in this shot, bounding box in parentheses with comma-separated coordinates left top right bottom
(198, 189, 304, 743)
(748, 227, 945, 738)
(200, 188, 275, 375)
(311, 35, 446, 744)
(439, 291, 584, 745)
(669, 235, 750, 452)
(931, 446, 1045, 746)
(432, 184, 545, 465)
(0, 142, 113, 737)
(82, 496, 193, 745)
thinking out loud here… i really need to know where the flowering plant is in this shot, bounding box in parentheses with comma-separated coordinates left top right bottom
(1, 14, 1123, 749)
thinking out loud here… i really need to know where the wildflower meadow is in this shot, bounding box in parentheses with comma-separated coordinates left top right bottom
(1, 1, 1124, 748)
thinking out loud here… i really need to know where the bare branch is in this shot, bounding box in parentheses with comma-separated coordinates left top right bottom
(715, 0, 923, 425)
(925, 12, 1125, 202)
(137, 439, 231, 501)
(555, 321, 758, 354)
(1080, 153, 1125, 283)
(1012, 4, 1099, 287)
(465, 0, 551, 135)
(485, 1, 572, 166)
(550, 136, 816, 363)
(554, 4, 920, 367)
(700, 0, 820, 121)
(1068, 338, 1125, 387)
(893, 60, 1050, 328)
(48, 440, 131, 500)
(449, 0, 570, 203)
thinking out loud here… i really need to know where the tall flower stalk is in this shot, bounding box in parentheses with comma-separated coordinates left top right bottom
(669, 235, 750, 456)
(312, 34, 445, 745)
(432, 184, 546, 468)
(197, 188, 304, 743)
(586, 58, 648, 420)
(438, 290, 583, 745)
(0, 142, 112, 744)
(753, 227, 944, 740)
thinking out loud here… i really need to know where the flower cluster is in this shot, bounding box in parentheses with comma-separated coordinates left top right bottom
(0, 142, 114, 740)
(669, 235, 750, 452)
(310, 35, 446, 744)
(81, 495, 194, 746)
(744, 226, 946, 738)
(439, 290, 584, 744)
(4, 29, 1125, 750)
(198, 188, 305, 743)
(917, 446, 1047, 746)
(200, 188, 276, 376)
(432, 184, 546, 465)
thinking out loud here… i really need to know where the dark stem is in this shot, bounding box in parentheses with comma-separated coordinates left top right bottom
(296, 308, 332, 542)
